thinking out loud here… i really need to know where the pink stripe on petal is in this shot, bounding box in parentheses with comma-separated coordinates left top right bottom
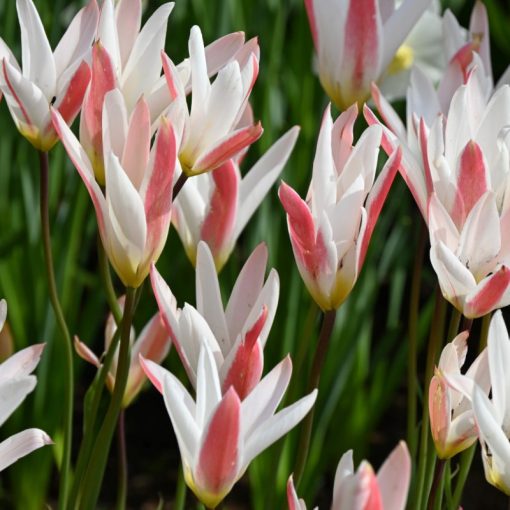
(2, 59, 32, 127)
(344, 0, 380, 89)
(193, 123, 263, 175)
(74, 336, 100, 368)
(450, 42, 477, 83)
(452, 140, 487, 227)
(197, 387, 240, 496)
(200, 160, 239, 260)
(358, 148, 401, 268)
(222, 306, 267, 399)
(419, 118, 433, 199)
(279, 182, 328, 279)
(287, 476, 303, 510)
(304, 0, 318, 50)
(465, 266, 510, 318)
(54, 60, 90, 126)
(161, 51, 180, 101)
(429, 373, 450, 456)
(138, 354, 163, 394)
(144, 119, 177, 259)
(363, 104, 396, 156)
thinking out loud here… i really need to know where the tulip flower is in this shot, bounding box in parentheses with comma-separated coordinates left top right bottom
(74, 297, 170, 408)
(162, 25, 262, 176)
(0, 300, 52, 471)
(287, 441, 411, 510)
(52, 89, 176, 288)
(172, 126, 299, 269)
(0, 0, 98, 151)
(279, 104, 400, 311)
(151, 241, 278, 398)
(468, 311, 510, 495)
(83, 0, 254, 183)
(141, 343, 317, 509)
(304, 0, 431, 110)
(429, 331, 489, 459)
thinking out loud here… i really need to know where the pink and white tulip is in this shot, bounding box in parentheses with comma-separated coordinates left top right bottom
(74, 297, 170, 408)
(279, 105, 400, 311)
(151, 241, 278, 399)
(287, 441, 411, 510)
(0, 0, 98, 151)
(162, 26, 262, 176)
(0, 300, 52, 471)
(429, 331, 489, 459)
(304, 0, 431, 110)
(468, 311, 510, 494)
(172, 126, 299, 269)
(52, 90, 177, 288)
(142, 343, 317, 509)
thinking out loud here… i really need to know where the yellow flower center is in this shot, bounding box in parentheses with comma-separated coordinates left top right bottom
(388, 44, 414, 75)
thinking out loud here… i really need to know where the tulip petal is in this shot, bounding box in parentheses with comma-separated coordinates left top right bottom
(0, 343, 44, 381)
(115, 0, 142, 68)
(0, 428, 52, 472)
(287, 475, 308, 510)
(0, 377, 37, 427)
(464, 266, 510, 318)
(377, 441, 411, 510)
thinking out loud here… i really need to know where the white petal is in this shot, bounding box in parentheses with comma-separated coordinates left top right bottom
(0, 428, 52, 472)
(195, 345, 222, 431)
(0, 377, 37, 426)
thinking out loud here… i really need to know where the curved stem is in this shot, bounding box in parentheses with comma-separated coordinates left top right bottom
(293, 309, 336, 486)
(428, 458, 445, 510)
(407, 223, 427, 458)
(451, 444, 476, 509)
(116, 409, 128, 510)
(174, 462, 187, 510)
(39, 150, 74, 510)
(78, 287, 138, 510)
(173, 173, 188, 199)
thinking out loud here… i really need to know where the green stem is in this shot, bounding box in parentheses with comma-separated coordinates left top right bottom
(97, 234, 122, 325)
(174, 462, 187, 510)
(78, 287, 138, 510)
(293, 309, 337, 486)
(446, 309, 461, 341)
(479, 313, 491, 353)
(68, 328, 122, 509)
(407, 223, 427, 458)
(39, 150, 74, 510)
(428, 458, 445, 510)
(451, 444, 476, 509)
(116, 409, 128, 510)
(415, 288, 447, 510)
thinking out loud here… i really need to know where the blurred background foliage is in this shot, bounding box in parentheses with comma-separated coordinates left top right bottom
(0, 0, 506, 508)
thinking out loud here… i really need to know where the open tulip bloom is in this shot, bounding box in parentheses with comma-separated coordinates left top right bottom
(279, 104, 401, 311)
(0, 301, 51, 471)
(74, 297, 171, 408)
(287, 441, 411, 510)
(0, 0, 98, 151)
(172, 126, 299, 269)
(453, 311, 510, 495)
(304, 0, 431, 110)
(52, 89, 176, 288)
(429, 331, 489, 459)
(141, 343, 317, 509)
(162, 25, 262, 176)
(151, 241, 278, 399)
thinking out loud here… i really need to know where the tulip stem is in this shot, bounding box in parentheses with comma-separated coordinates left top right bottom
(173, 173, 188, 199)
(116, 409, 128, 510)
(407, 223, 427, 458)
(39, 150, 74, 510)
(98, 234, 122, 325)
(451, 443, 476, 509)
(68, 328, 122, 509)
(174, 462, 187, 510)
(415, 288, 447, 510)
(78, 286, 138, 510)
(293, 309, 336, 487)
(446, 309, 461, 341)
(428, 458, 445, 510)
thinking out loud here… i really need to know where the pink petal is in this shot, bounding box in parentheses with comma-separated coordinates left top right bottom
(221, 306, 267, 399)
(115, 0, 142, 68)
(429, 373, 450, 458)
(343, 0, 381, 95)
(469, 1, 491, 78)
(465, 266, 510, 318)
(143, 118, 177, 264)
(200, 160, 239, 262)
(161, 51, 181, 101)
(358, 148, 401, 268)
(138, 354, 164, 394)
(53, 60, 90, 127)
(192, 122, 263, 175)
(196, 387, 241, 499)
(363, 104, 398, 157)
(122, 96, 151, 190)
(287, 476, 306, 510)
(419, 118, 433, 200)
(377, 442, 411, 510)
(451, 140, 488, 227)
(73, 336, 101, 369)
